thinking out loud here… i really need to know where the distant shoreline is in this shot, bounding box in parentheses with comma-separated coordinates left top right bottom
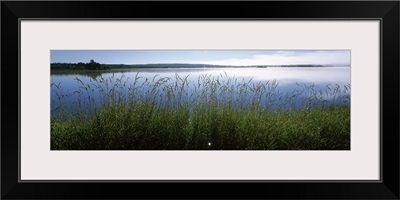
(51, 63, 350, 70)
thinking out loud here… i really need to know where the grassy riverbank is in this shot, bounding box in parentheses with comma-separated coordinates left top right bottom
(51, 104, 350, 150)
(51, 73, 350, 150)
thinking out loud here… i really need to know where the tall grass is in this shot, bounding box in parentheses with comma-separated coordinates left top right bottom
(51, 72, 350, 150)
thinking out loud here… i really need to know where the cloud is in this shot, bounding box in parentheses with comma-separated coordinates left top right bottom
(189, 51, 350, 66)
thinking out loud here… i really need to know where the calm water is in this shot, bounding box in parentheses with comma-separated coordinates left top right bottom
(51, 67, 350, 114)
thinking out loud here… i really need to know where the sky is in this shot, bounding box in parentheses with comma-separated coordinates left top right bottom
(51, 50, 351, 66)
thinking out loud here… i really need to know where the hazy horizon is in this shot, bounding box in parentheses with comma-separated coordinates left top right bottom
(51, 50, 351, 66)
(51, 62, 350, 67)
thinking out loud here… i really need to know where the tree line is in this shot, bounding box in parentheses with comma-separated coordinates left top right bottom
(51, 60, 111, 70)
(51, 60, 342, 71)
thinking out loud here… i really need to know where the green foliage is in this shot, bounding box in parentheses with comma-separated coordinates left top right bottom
(51, 60, 110, 70)
(51, 73, 351, 150)
(51, 104, 350, 150)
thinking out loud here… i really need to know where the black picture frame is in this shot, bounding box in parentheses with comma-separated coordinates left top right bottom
(2, 1, 399, 199)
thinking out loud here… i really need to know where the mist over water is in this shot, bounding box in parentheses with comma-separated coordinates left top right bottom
(51, 67, 350, 115)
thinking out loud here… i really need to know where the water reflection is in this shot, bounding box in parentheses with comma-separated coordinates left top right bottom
(51, 67, 350, 115)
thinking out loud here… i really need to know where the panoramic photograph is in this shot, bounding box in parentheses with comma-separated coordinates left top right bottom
(50, 50, 351, 150)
